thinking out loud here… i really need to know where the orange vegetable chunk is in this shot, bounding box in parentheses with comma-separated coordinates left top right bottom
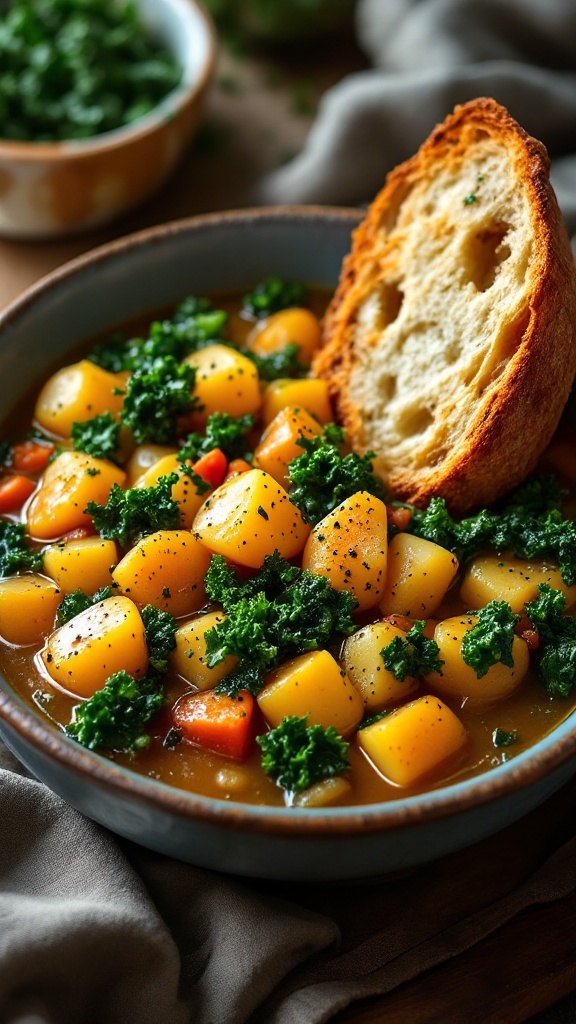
(0, 574, 62, 646)
(426, 615, 529, 707)
(173, 689, 254, 759)
(34, 359, 125, 437)
(245, 307, 322, 364)
(253, 405, 323, 488)
(27, 451, 126, 541)
(135, 453, 208, 529)
(43, 536, 119, 594)
(257, 649, 364, 736)
(262, 378, 332, 426)
(379, 533, 459, 618)
(112, 529, 211, 617)
(184, 344, 261, 426)
(171, 610, 237, 690)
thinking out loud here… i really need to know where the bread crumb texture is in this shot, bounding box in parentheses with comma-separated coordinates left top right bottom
(315, 98, 576, 514)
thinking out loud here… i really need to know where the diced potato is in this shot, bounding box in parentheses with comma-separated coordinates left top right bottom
(112, 530, 211, 618)
(43, 537, 119, 594)
(41, 596, 147, 698)
(125, 444, 178, 487)
(460, 554, 576, 613)
(379, 533, 459, 618)
(0, 574, 62, 646)
(426, 615, 529, 706)
(245, 308, 322, 365)
(193, 468, 309, 569)
(342, 622, 419, 710)
(292, 776, 351, 808)
(171, 610, 237, 690)
(302, 491, 388, 612)
(184, 343, 261, 426)
(262, 378, 332, 426)
(257, 649, 364, 736)
(358, 694, 468, 787)
(34, 359, 125, 438)
(134, 453, 208, 529)
(253, 405, 323, 488)
(27, 451, 126, 541)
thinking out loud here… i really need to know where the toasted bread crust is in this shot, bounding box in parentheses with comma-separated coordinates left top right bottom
(315, 98, 576, 514)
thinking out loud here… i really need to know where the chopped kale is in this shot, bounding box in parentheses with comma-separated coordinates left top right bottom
(381, 620, 444, 680)
(86, 474, 180, 547)
(246, 342, 308, 381)
(66, 670, 165, 753)
(408, 476, 576, 584)
(178, 412, 255, 464)
(57, 585, 115, 626)
(141, 605, 177, 675)
(120, 356, 198, 444)
(71, 413, 120, 462)
(0, 520, 42, 577)
(242, 277, 307, 319)
(492, 728, 518, 748)
(461, 601, 519, 678)
(525, 584, 576, 696)
(358, 710, 389, 730)
(205, 552, 356, 696)
(257, 715, 349, 794)
(287, 424, 388, 525)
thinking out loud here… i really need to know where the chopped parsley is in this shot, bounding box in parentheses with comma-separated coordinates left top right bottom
(71, 413, 120, 462)
(287, 423, 387, 525)
(381, 620, 444, 679)
(525, 584, 576, 696)
(242, 278, 307, 319)
(461, 601, 519, 678)
(0, 520, 42, 577)
(86, 474, 180, 547)
(257, 715, 349, 794)
(119, 355, 198, 444)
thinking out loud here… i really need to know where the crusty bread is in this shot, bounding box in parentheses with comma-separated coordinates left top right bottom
(314, 97, 576, 514)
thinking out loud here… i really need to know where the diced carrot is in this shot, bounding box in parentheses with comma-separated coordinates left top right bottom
(387, 506, 412, 531)
(192, 448, 228, 488)
(172, 689, 254, 759)
(520, 629, 540, 651)
(60, 525, 98, 542)
(0, 475, 36, 513)
(12, 440, 55, 474)
(224, 458, 252, 482)
(381, 613, 414, 633)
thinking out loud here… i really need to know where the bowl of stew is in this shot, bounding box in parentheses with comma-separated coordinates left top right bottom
(0, 0, 215, 239)
(0, 206, 575, 881)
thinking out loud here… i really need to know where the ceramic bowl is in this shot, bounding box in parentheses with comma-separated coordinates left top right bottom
(0, 207, 575, 881)
(0, 0, 215, 239)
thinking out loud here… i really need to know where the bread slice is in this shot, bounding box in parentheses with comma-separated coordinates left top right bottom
(314, 97, 576, 514)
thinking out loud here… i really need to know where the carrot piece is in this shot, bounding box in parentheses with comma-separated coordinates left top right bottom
(12, 440, 55, 474)
(0, 475, 36, 513)
(192, 448, 228, 488)
(224, 458, 252, 482)
(172, 689, 254, 759)
(387, 506, 412, 531)
(60, 525, 98, 542)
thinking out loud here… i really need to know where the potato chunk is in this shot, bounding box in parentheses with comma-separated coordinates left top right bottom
(125, 444, 177, 487)
(253, 405, 323, 488)
(43, 537, 119, 594)
(379, 533, 459, 617)
(426, 615, 529, 706)
(262, 378, 332, 426)
(34, 360, 125, 438)
(184, 344, 261, 425)
(27, 451, 126, 541)
(0, 574, 61, 646)
(460, 554, 576, 613)
(112, 530, 211, 617)
(257, 649, 364, 736)
(246, 308, 322, 365)
(171, 611, 237, 690)
(358, 695, 468, 787)
(342, 622, 419, 710)
(135, 453, 208, 529)
(302, 491, 388, 612)
(193, 468, 309, 569)
(41, 596, 147, 698)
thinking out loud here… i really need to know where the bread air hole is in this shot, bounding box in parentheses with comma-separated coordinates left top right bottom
(463, 223, 511, 292)
(376, 281, 404, 329)
(396, 403, 434, 439)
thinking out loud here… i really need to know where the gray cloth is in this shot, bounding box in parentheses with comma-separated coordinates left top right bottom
(257, 0, 576, 241)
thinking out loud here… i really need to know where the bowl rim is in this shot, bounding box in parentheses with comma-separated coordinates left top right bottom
(0, 0, 216, 159)
(0, 204, 575, 838)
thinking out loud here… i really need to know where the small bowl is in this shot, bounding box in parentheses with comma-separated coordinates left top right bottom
(0, 0, 215, 240)
(0, 207, 575, 881)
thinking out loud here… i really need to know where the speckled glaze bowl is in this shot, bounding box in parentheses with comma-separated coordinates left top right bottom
(0, 0, 215, 239)
(0, 208, 575, 881)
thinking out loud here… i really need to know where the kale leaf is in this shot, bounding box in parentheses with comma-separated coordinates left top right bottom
(0, 520, 42, 577)
(461, 601, 519, 678)
(287, 424, 387, 525)
(178, 412, 254, 464)
(381, 620, 444, 679)
(257, 714, 349, 794)
(120, 355, 198, 445)
(246, 342, 308, 381)
(57, 585, 115, 626)
(205, 552, 356, 697)
(525, 584, 576, 696)
(86, 474, 180, 547)
(71, 412, 120, 462)
(66, 670, 165, 753)
(242, 278, 307, 319)
(141, 604, 177, 674)
(492, 728, 518, 748)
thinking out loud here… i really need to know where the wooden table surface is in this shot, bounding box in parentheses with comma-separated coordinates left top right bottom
(0, 22, 574, 1024)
